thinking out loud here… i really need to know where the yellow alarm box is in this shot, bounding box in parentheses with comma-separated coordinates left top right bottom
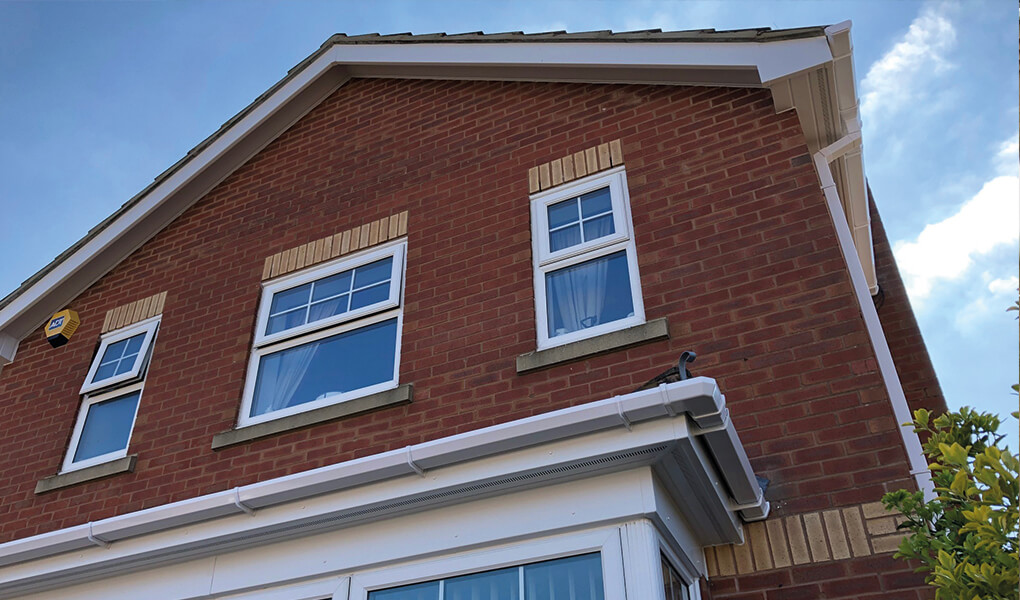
(45, 309, 80, 348)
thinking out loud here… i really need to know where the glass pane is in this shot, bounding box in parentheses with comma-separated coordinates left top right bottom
(308, 295, 350, 322)
(124, 334, 145, 355)
(266, 309, 307, 335)
(445, 567, 519, 600)
(354, 257, 393, 288)
(270, 283, 311, 315)
(550, 224, 582, 252)
(579, 187, 612, 218)
(547, 198, 580, 229)
(92, 361, 118, 382)
(312, 271, 353, 302)
(72, 391, 141, 463)
(582, 215, 614, 241)
(546, 251, 634, 338)
(369, 581, 440, 600)
(98, 338, 130, 366)
(250, 318, 398, 417)
(525, 553, 604, 600)
(351, 282, 390, 310)
(661, 556, 688, 600)
(113, 356, 137, 376)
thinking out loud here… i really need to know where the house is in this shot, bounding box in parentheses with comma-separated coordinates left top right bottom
(0, 24, 948, 600)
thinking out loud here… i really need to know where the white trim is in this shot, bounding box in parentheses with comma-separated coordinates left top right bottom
(61, 383, 144, 473)
(78, 315, 160, 395)
(238, 241, 406, 428)
(349, 528, 625, 600)
(530, 168, 646, 350)
(813, 143, 933, 500)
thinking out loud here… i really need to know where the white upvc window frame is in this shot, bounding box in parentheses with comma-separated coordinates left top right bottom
(238, 240, 406, 428)
(530, 167, 645, 350)
(79, 316, 160, 394)
(62, 382, 144, 473)
(349, 528, 625, 600)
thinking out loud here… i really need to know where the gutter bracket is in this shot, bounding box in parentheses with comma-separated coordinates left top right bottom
(406, 446, 426, 477)
(616, 398, 632, 431)
(86, 522, 110, 549)
(233, 488, 256, 516)
(658, 384, 677, 417)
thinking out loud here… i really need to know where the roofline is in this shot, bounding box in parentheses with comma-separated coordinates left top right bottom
(0, 27, 853, 363)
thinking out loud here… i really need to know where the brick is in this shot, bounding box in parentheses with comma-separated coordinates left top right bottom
(0, 79, 945, 564)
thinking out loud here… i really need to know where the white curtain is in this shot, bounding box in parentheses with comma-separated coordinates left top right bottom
(549, 218, 615, 335)
(257, 343, 319, 413)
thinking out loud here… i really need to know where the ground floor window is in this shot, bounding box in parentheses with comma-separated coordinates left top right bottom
(369, 553, 604, 600)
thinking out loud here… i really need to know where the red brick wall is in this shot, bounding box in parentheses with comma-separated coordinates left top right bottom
(0, 79, 919, 556)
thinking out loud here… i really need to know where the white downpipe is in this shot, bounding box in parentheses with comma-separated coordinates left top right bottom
(813, 136, 934, 499)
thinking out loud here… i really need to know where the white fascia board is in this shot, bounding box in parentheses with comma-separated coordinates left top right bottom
(327, 39, 832, 83)
(0, 378, 762, 571)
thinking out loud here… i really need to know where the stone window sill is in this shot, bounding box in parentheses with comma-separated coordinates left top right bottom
(35, 455, 137, 494)
(516, 318, 670, 374)
(211, 384, 413, 450)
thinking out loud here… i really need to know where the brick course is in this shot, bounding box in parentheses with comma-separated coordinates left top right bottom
(0, 78, 939, 597)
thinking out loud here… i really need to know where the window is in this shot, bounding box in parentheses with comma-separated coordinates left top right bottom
(661, 555, 690, 600)
(239, 241, 405, 426)
(64, 316, 159, 472)
(530, 167, 644, 349)
(79, 317, 159, 394)
(369, 554, 605, 600)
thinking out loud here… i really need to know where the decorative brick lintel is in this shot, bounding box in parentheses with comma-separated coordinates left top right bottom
(705, 501, 909, 577)
(528, 140, 624, 194)
(101, 292, 167, 333)
(262, 211, 408, 281)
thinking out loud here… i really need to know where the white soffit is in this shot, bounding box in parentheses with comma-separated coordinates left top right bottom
(0, 34, 839, 347)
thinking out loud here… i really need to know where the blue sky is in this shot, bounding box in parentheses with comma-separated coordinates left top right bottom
(1, 1, 1017, 444)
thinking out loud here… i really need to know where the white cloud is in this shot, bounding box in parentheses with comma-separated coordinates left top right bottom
(893, 171, 1020, 305)
(954, 275, 1019, 332)
(995, 132, 1019, 176)
(987, 275, 1019, 295)
(860, 3, 956, 122)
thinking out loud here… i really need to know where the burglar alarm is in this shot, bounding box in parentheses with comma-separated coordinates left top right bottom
(45, 309, 80, 348)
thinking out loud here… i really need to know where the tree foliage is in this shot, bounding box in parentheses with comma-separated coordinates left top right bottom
(883, 407, 1019, 599)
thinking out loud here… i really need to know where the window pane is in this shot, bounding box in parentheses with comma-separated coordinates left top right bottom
(581, 215, 614, 241)
(524, 553, 604, 600)
(73, 391, 140, 463)
(550, 224, 582, 252)
(250, 318, 398, 417)
(351, 282, 390, 310)
(308, 295, 350, 322)
(98, 338, 130, 366)
(124, 334, 145, 355)
(661, 556, 688, 600)
(445, 567, 519, 600)
(548, 198, 580, 229)
(546, 251, 634, 338)
(312, 271, 353, 302)
(114, 355, 137, 376)
(369, 581, 440, 600)
(93, 362, 119, 382)
(270, 283, 312, 315)
(579, 187, 612, 218)
(266, 309, 307, 335)
(355, 257, 393, 288)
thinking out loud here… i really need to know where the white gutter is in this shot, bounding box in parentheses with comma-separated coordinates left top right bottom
(813, 137, 934, 499)
(0, 377, 766, 568)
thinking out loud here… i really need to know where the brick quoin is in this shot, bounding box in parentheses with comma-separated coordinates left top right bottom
(0, 77, 938, 594)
